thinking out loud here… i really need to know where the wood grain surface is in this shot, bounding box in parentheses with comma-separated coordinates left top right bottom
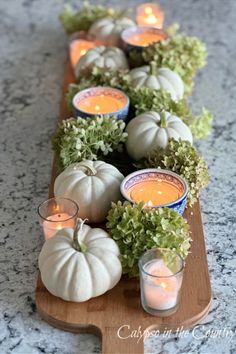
(35, 58, 212, 354)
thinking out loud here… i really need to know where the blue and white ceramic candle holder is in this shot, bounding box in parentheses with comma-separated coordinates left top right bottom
(72, 86, 130, 121)
(120, 169, 188, 215)
(121, 26, 168, 52)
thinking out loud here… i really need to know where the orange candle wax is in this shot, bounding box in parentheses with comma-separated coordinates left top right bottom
(136, 3, 164, 29)
(69, 40, 95, 68)
(76, 95, 125, 115)
(126, 31, 165, 46)
(129, 179, 181, 206)
(42, 213, 75, 240)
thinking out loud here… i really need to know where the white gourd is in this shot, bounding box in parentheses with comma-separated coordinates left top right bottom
(54, 160, 124, 223)
(39, 220, 122, 302)
(125, 111, 193, 161)
(129, 63, 184, 101)
(88, 17, 135, 47)
(75, 46, 129, 78)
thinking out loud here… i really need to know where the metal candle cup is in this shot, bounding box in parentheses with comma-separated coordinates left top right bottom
(72, 86, 130, 121)
(139, 248, 184, 316)
(38, 197, 79, 241)
(120, 169, 188, 215)
(136, 3, 165, 29)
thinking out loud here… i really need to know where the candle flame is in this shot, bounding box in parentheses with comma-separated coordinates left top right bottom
(54, 205, 60, 212)
(145, 6, 153, 15)
(146, 14, 158, 25)
(160, 282, 167, 289)
(95, 105, 101, 111)
(80, 49, 87, 56)
(57, 225, 62, 230)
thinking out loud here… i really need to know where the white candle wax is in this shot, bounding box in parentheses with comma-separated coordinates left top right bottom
(143, 259, 180, 310)
(42, 213, 74, 240)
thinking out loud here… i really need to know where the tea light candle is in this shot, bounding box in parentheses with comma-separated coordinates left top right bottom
(139, 248, 184, 316)
(143, 260, 180, 310)
(38, 197, 79, 241)
(42, 213, 75, 240)
(136, 3, 164, 29)
(69, 39, 95, 68)
(121, 26, 168, 50)
(72, 87, 130, 120)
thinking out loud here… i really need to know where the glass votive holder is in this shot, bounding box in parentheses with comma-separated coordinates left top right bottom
(38, 197, 79, 241)
(136, 3, 165, 29)
(139, 248, 184, 316)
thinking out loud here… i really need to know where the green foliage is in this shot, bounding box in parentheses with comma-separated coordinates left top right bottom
(106, 201, 191, 277)
(139, 139, 210, 206)
(143, 34, 207, 95)
(60, 2, 126, 34)
(128, 87, 213, 139)
(187, 108, 213, 140)
(52, 116, 128, 171)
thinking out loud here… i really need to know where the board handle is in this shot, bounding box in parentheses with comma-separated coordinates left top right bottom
(101, 327, 144, 354)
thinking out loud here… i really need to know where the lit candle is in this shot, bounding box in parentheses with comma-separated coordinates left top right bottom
(136, 3, 164, 29)
(72, 87, 130, 120)
(121, 26, 167, 50)
(69, 40, 95, 68)
(129, 179, 181, 206)
(42, 213, 75, 240)
(120, 169, 188, 215)
(139, 248, 184, 316)
(143, 259, 181, 310)
(38, 197, 79, 241)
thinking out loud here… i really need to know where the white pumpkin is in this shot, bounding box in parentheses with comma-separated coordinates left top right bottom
(54, 160, 124, 223)
(125, 111, 193, 161)
(129, 63, 184, 101)
(88, 17, 135, 47)
(75, 46, 129, 78)
(39, 220, 122, 302)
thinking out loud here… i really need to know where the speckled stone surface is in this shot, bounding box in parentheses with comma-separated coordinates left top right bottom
(0, 0, 235, 353)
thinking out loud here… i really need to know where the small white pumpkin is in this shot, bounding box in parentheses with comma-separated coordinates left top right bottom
(75, 46, 129, 78)
(88, 17, 135, 47)
(125, 111, 193, 161)
(39, 220, 122, 302)
(54, 160, 124, 223)
(129, 62, 184, 101)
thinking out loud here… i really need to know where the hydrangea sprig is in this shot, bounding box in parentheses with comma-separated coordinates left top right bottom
(52, 116, 128, 171)
(60, 2, 128, 34)
(138, 139, 210, 206)
(128, 87, 213, 139)
(142, 34, 207, 95)
(106, 201, 191, 277)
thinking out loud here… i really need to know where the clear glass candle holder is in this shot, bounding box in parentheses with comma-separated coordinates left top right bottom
(139, 248, 184, 316)
(38, 197, 79, 241)
(136, 3, 165, 29)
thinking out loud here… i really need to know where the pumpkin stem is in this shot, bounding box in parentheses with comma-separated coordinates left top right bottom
(160, 111, 167, 128)
(150, 61, 157, 76)
(72, 218, 88, 252)
(75, 161, 97, 176)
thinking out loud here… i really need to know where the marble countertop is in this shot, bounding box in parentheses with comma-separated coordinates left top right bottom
(0, 0, 235, 353)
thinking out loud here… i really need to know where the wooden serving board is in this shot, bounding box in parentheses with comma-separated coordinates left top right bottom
(35, 58, 212, 354)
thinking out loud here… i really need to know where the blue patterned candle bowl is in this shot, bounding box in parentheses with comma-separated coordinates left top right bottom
(120, 169, 188, 215)
(72, 86, 130, 121)
(121, 26, 168, 52)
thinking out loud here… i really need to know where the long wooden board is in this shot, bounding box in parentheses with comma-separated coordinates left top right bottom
(35, 58, 212, 354)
